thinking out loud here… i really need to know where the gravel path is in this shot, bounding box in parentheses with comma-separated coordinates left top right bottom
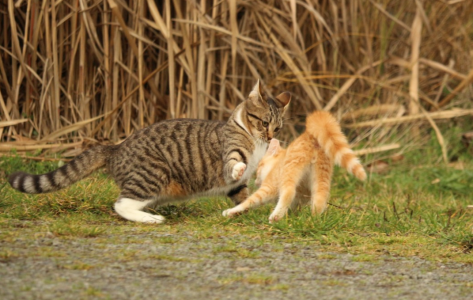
(1, 226, 472, 300)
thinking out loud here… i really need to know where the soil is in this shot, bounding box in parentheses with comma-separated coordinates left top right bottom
(1, 224, 472, 300)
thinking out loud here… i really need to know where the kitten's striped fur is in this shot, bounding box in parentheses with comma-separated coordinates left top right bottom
(223, 111, 366, 222)
(8, 81, 291, 223)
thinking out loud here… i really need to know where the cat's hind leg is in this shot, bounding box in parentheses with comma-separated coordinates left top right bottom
(114, 178, 166, 224)
(114, 197, 165, 224)
(310, 151, 333, 215)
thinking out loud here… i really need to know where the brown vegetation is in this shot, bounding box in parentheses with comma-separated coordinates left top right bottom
(0, 0, 472, 159)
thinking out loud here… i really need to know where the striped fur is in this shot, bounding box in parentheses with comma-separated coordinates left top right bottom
(223, 110, 366, 222)
(305, 111, 366, 181)
(7, 81, 291, 224)
(8, 145, 111, 194)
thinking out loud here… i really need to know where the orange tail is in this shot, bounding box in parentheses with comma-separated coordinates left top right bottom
(305, 111, 367, 181)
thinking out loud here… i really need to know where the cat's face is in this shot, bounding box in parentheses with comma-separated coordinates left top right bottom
(244, 81, 291, 143)
(255, 139, 283, 186)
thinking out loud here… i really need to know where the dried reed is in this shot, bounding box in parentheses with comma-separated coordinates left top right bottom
(1, 0, 472, 160)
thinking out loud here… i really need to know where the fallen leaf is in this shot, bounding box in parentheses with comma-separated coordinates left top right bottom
(448, 161, 465, 170)
(390, 154, 404, 162)
(367, 160, 389, 174)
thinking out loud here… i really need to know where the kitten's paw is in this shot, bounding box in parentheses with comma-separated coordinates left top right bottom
(222, 207, 244, 217)
(269, 209, 286, 223)
(232, 162, 247, 181)
(222, 209, 233, 217)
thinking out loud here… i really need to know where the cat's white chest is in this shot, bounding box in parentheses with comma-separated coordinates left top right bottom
(241, 141, 268, 181)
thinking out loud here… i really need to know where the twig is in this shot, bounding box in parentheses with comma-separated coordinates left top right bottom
(1, 153, 71, 162)
(0, 141, 83, 152)
(438, 68, 473, 108)
(0, 119, 28, 128)
(354, 144, 401, 156)
(346, 109, 473, 128)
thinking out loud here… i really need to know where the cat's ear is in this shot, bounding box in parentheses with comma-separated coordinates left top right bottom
(267, 139, 280, 156)
(274, 92, 291, 112)
(248, 80, 267, 107)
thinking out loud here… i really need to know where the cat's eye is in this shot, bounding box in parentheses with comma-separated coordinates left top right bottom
(262, 121, 269, 127)
(274, 127, 280, 133)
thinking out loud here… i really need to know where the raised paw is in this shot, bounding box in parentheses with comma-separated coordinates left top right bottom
(232, 162, 247, 181)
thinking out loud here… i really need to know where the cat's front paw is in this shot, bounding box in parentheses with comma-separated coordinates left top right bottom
(232, 162, 246, 181)
(222, 208, 235, 217)
(269, 209, 286, 223)
(222, 206, 244, 217)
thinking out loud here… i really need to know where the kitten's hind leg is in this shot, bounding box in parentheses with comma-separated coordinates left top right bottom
(114, 197, 165, 224)
(269, 160, 309, 223)
(310, 152, 333, 215)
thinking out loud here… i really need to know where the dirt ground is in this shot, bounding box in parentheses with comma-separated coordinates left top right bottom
(1, 225, 472, 300)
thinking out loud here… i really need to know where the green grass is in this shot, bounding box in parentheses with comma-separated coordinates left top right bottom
(1, 129, 472, 262)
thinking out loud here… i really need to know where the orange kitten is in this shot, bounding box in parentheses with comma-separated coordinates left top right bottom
(223, 111, 366, 222)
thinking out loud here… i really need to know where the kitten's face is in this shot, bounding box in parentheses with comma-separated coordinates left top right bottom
(244, 81, 291, 143)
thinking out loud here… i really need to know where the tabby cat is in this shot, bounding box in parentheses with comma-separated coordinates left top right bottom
(222, 111, 366, 222)
(8, 81, 291, 224)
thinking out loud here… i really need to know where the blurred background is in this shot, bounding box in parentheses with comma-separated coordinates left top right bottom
(1, 0, 472, 164)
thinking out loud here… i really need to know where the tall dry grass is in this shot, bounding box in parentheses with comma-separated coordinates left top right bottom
(1, 0, 473, 160)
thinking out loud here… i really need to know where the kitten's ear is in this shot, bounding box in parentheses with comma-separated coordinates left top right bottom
(248, 80, 267, 107)
(267, 139, 280, 156)
(274, 92, 291, 112)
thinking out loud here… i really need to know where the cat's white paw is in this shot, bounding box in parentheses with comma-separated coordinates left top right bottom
(222, 207, 243, 217)
(141, 214, 166, 224)
(114, 199, 165, 224)
(232, 162, 247, 181)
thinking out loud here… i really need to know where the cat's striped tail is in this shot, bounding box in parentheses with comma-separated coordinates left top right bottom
(8, 145, 113, 194)
(305, 111, 367, 181)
